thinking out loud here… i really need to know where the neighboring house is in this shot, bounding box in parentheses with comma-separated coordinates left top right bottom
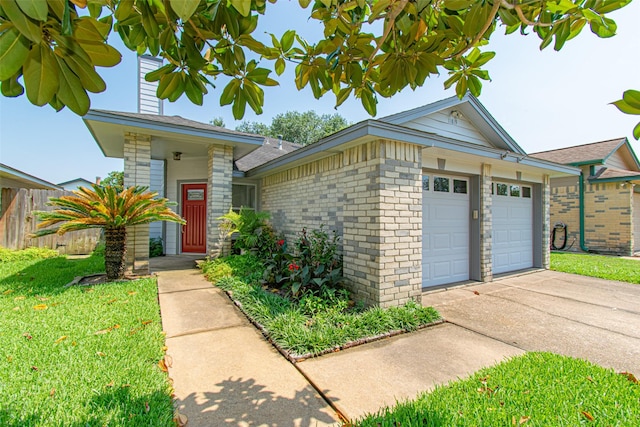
(58, 177, 95, 191)
(83, 94, 577, 307)
(1, 162, 62, 218)
(531, 138, 640, 255)
(0, 163, 62, 191)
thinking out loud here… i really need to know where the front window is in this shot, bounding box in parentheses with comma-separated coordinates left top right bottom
(232, 184, 256, 211)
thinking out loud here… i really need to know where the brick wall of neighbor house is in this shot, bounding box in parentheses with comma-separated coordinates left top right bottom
(549, 180, 581, 252)
(206, 144, 234, 258)
(123, 133, 151, 274)
(584, 181, 633, 255)
(549, 177, 634, 255)
(261, 139, 423, 308)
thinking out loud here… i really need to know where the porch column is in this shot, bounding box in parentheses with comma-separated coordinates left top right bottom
(123, 132, 151, 274)
(206, 144, 234, 258)
(541, 174, 551, 269)
(480, 163, 493, 281)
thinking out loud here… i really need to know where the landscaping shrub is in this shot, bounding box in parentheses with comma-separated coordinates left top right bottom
(218, 208, 281, 259)
(149, 237, 164, 257)
(0, 246, 59, 262)
(201, 258, 233, 284)
(287, 226, 343, 296)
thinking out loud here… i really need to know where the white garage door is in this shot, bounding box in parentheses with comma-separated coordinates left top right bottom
(634, 192, 640, 253)
(422, 174, 469, 288)
(492, 183, 533, 274)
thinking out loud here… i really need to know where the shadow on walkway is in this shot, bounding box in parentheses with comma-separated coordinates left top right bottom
(174, 377, 339, 427)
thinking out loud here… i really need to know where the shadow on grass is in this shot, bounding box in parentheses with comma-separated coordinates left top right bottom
(174, 376, 338, 426)
(0, 409, 42, 427)
(72, 387, 174, 427)
(0, 388, 174, 427)
(0, 254, 105, 297)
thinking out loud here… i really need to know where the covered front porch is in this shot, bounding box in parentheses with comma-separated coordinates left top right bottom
(83, 110, 264, 274)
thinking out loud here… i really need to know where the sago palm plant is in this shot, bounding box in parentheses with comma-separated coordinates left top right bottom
(32, 185, 186, 280)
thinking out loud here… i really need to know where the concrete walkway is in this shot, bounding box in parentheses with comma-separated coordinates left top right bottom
(153, 256, 339, 427)
(153, 257, 640, 424)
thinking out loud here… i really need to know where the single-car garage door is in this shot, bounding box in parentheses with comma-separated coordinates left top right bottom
(492, 182, 533, 274)
(422, 174, 469, 288)
(634, 192, 640, 253)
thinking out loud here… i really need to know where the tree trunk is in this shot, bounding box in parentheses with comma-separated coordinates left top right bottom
(104, 227, 127, 280)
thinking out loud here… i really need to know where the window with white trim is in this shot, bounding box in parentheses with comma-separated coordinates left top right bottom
(232, 184, 257, 211)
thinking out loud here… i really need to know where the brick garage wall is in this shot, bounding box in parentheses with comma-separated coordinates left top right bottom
(585, 181, 633, 255)
(261, 139, 422, 307)
(549, 178, 634, 255)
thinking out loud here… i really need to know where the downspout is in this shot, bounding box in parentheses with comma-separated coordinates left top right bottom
(579, 171, 589, 252)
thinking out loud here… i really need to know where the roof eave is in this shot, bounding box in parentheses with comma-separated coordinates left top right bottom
(83, 110, 265, 146)
(588, 175, 640, 183)
(246, 120, 580, 177)
(567, 160, 605, 166)
(0, 163, 63, 190)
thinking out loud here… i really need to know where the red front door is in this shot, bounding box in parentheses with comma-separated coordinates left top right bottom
(181, 183, 207, 253)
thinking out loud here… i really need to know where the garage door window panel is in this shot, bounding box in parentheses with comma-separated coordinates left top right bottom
(434, 177, 450, 192)
(454, 179, 467, 194)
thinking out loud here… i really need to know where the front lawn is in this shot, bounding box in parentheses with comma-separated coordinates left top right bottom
(0, 249, 174, 426)
(202, 255, 441, 358)
(551, 252, 640, 284)
(355, 352, 640, 426)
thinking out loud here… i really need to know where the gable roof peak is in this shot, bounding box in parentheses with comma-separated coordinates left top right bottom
(378, 93, 525, 155)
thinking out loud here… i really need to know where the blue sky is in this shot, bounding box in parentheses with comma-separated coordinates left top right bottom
(1, 2, 639, 185)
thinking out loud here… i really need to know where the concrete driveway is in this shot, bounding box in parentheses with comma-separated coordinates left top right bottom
(423, 270, 640, 375)
(297, 270, 640, 421)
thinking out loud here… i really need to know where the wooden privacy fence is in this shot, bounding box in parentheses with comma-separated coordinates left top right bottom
(0, 188, 101, 255)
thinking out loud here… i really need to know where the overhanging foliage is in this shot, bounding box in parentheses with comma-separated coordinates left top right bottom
(0, 0, 632, 119)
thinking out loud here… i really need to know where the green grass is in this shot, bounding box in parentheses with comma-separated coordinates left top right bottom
(204, 255, 441, 357)
(0, 251, 174, 426)
(551, 252, 640, 284)
(355, 352, 640, 426)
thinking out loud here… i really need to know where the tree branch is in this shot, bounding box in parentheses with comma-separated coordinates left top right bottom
(454, 0, 502, 59)
(367, 0, 409, 64)
(501, 0, 569, 28)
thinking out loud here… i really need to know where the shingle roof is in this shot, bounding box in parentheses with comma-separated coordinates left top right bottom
(591, 166, 640, 180)
(529, 138, 626, 164)
(91, 110, 259, 138)
(235, 138, 302, 172)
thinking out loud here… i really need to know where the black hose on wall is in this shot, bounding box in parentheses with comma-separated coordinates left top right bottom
(551, 222, 568, 250)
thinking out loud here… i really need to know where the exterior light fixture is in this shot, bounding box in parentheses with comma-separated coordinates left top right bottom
(173, 152, 182, 161)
